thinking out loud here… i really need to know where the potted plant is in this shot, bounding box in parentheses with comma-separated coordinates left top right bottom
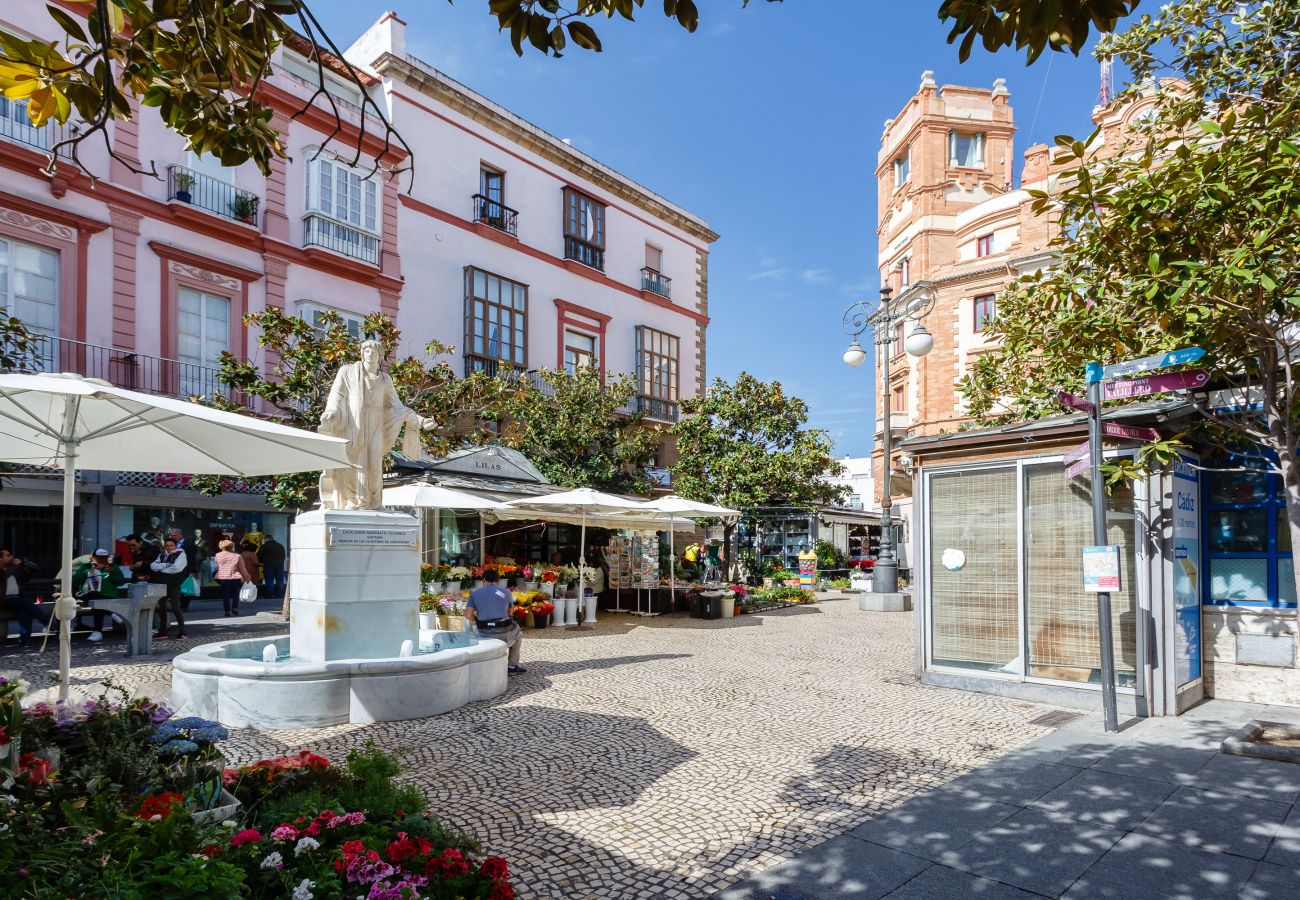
(172, 171, 195, 203)
(447, 565, 471, 592)
(151, 715, 230, 811)
(418, 594, 439, 630)
(229, 193, 259, 225)
(540, 567, 558, 596)
(437, 594, 467, 631)
(532, 597, 554, 628)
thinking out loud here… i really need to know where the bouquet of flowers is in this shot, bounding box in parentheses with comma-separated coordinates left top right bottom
(419, 563, 435, 588)
(508, 604, 528, 622)
(540, 569, 558, 584)
(558, 564, 581, 586)
(449, 565, 473, 581)
(437, 595, 466, 616)
(531, 600, 555, 617)
(521, 565, 534, 581)
(418, 594, 438, 612)
(434, 563, 452, 582)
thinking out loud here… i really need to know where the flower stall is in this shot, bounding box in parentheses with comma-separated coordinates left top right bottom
(0, 676, 515, 899)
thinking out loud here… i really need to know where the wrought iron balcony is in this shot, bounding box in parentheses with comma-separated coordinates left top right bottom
(633, 394, 679, 423)
(0, 98, 77, 157)
(471, 194, 518, 236)
(167, 164, 261, 226)
(303, 213, 380, 264)
(464, 354, 529, 379)
(564, 236, 605, 272)
(5, 335, 250, 407)
(641, 268, 671, 299)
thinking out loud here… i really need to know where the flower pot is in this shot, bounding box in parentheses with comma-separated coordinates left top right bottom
(474, 579, 485, 590)
(426, 581, 443, 594)
(238, 213, 256, 225)
(524, 581, 540, 592)
(541, 582, 555, 597)
(523, 611, 536, 628)
(438, 614, 466, 632)
(563, 596, 579, 626)
(419, 611, 439, 630)
(445, 580, 460, 593)
(551, 604, 565, 627)
(191, 789, 241, 825)
(533, 612, 549, 629)
(190, 773, 224, 811)
(720, 597, 736, 618)
(175, 190, 192, 203)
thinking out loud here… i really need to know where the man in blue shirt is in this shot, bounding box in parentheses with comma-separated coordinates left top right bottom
(466, 568, 525, 674)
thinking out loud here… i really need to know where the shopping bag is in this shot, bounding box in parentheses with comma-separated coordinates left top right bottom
(180, 575, 199, 597)
(239, 582, 258, 603)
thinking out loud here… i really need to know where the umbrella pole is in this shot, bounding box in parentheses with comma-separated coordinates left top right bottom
(58, 422, 77, 701)
(580, 510, 596, 624)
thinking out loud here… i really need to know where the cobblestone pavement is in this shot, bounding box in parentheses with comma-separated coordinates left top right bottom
(1, 597, 1057, 899)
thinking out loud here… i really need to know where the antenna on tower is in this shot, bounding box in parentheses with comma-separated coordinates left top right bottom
(1099, 57, 1114, 107)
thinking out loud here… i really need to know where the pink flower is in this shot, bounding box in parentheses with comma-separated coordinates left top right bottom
(271, 824, 301, 842)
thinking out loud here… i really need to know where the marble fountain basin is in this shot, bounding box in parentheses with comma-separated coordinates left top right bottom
(171, 631, 508, 730)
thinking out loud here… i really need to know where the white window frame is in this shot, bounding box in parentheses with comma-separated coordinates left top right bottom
(564, 328, 599, 374)
(279, 51, 364, 108)
(297, 300, 366, 339)
(892, 148, 910, 190)
(304, 146, 381, 237)
(949, 130, 986, 168)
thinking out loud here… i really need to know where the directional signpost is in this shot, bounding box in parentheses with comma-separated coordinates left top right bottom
(1074, 347, 1204, 733)
(1064, 441, 1091, 464)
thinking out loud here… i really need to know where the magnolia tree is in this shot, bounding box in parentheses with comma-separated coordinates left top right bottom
(501, 367, 660, 495)
(203, 308, 516, 508)
(672, 373, 846, 579)
(961, 0, 1300, 589)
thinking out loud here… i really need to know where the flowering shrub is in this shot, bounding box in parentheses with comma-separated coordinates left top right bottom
(2, 690, 515, 900)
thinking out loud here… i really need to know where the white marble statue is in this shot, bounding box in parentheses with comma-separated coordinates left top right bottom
(318, 340, 435, 510)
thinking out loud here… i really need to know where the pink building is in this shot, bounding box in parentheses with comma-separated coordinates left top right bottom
(0, 5, 716, 578)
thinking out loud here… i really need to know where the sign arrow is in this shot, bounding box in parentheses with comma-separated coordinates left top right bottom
(1103, 368, 1210, 401)
(1064, 458, 1091, 480)
(1101, 422, 1161, 442)
(1101, 346, 1206, 380)
(1064, 441, 1091, 464)
(1058, 390, 1093, 414)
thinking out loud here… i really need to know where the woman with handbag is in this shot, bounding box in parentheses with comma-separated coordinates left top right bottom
(214, 540, 252, 617)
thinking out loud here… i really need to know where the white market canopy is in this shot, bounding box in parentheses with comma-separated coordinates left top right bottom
(0, 372, 353, 701)
(637, 496, 740, 523)
(487, 488, 695, 533)
(382, 480, 504, 510)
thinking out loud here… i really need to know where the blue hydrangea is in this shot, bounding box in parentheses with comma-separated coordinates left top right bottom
(159, 738, 200, 755)
(172, 716, 219, 730)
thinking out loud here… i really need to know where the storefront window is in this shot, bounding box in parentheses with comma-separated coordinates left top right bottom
(928, 467, 1019, 673)
(1206, 464, 1268, 504)
(1208, 509, 1268, 553)
(1209, 558, 1270, 604)
(112, 505, 287, 585)
(1023, 465, 1137, 687)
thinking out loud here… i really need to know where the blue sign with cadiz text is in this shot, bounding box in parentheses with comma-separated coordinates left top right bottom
(1172, 454, 1201, 685)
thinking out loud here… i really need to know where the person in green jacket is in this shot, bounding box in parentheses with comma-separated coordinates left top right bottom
(72, 549, 127, 642)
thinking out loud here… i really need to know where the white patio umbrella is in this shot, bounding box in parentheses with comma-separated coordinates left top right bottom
(383, 480, 504, 566)
(0, 372, 353, 700)
(638, 496, 741, 599)
(502, 488, 646, 623)
(382, 480, 504, 510)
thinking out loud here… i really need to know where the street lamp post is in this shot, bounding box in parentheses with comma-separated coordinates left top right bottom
(843, 282, 935, 594)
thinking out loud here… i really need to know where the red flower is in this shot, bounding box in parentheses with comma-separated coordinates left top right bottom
(488, 883, 516, 900)
(229, 828, 262, 847)
(134, 792, 185, 820)
(200, 844, 222, 858)
(17, 753, 53, 786)
(425, 847, 471, 877)
(479, 857, 510, 881)
(0, 724, 10, 746)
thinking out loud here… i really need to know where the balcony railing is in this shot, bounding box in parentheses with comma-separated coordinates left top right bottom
(464, 354, 529, 379)
(167, 164, 260, 226)
(3, 335, 250, 407)
(633, 394, 679, 423)
(564, 236, 605, 272)
(0, 98, 77, 157)
(471, 194, 518, 237)
(641, 268, 671, 299)
(303, 213, 380, 264)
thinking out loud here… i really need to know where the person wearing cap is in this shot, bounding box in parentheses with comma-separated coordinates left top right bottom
(71, 548, 127, 642)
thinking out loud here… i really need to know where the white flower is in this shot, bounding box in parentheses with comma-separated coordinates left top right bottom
(221, 819, 238, 829)
(293, 836, 320, 856)
(260, 851, 284, 870)
(291, 879, 316, 900)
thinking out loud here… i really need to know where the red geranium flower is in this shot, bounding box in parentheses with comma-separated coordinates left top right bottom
(18, 753, 53, 786)
(230, 828, 262, 847)
(479, 857, 510, 881)
(134, 792, 185, 820)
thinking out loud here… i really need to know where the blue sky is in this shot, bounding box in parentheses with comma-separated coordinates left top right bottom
(314, 0, 1110, 457)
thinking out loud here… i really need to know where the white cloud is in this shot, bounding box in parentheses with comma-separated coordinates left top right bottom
(748, 267, 789, 281)
(758, 256, 779, 267)
(800, 268, 832, 284)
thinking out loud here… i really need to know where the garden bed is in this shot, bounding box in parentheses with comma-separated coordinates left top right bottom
(0, 677, 515, 899)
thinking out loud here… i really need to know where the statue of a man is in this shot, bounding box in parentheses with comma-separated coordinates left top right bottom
(318, 340, 435, 510)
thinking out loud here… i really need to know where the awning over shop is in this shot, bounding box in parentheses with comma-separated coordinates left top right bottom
(818, 506, 883, 528)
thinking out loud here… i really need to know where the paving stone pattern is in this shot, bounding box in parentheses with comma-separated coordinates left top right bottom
(0, 598, 1054, 899)
(721, 700, 1300, 899)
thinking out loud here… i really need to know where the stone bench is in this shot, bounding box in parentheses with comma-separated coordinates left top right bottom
(87, 583, 165, 656)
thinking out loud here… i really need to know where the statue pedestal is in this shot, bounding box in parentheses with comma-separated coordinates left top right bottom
(289, 508, 420, 662)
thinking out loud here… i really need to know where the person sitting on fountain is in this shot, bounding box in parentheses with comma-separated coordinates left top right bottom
(465, 567, 525, 675)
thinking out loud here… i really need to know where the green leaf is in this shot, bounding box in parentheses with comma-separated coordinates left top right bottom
(1197, 119, 1223, 136)
(566, 21, 602, 51)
